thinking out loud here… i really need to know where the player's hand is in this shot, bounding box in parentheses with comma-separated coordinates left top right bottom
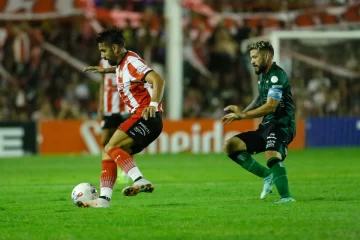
(222, 105, 246, 124)
(83, 66, 105, 73)
(142, 106, 156, 120)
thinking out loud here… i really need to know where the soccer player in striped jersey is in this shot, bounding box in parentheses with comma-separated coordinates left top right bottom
(98, 58, 130, 184)
(81, 27, 165, 208)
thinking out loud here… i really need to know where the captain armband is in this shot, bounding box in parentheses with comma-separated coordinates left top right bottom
(267, 88, 283, 100)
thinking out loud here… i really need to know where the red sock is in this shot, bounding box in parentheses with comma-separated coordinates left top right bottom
(108, 147, 136, 174)
(100, 159, 117, 189)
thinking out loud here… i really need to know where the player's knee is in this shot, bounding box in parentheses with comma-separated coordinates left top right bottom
(104, 143, 120, 153)
(265, 151, 282, 168)
(223, 137, 246, 155)
(101, 138, 108, 148)
(101, 150, 111, 160)
(265, 150, 282, 161)
(101, 132, 112, 148)
(104, 143, 113, 153)
(104, 141, 131, 154)
(104, 141, 126, 153)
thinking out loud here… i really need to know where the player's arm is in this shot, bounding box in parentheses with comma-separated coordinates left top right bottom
(242, 89, 281, 119)
(242, 72, 287, 119)
(98, 76, 104, 119)
(83, 66, 116, 74)
(142, 71, 165, 120)
(243, 95, 260, 113)
(223, 89, 281, 124)
(145, 71, 165, 103)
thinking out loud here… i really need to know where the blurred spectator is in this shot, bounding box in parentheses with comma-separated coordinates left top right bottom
(31, 98, 54, 120)
(57, 99, 82, 120)
(325, 89, 341, 116)
(307, 70, 331, 93)
(207, 21, 237, 89)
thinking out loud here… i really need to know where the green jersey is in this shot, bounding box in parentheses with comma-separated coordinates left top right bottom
(257, 62, 296, 136)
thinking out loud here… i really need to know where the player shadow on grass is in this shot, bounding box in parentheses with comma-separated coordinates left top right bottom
(145, 202, 190, 207)
(299, 197, 356, 202)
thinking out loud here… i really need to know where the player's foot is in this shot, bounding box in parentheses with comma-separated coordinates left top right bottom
(260, 173, 273, 200)
(117, 170, 131, 184)
(76, 197, 110, 208)
(122, 178, 154, 196)
(275, 197, 296, 203)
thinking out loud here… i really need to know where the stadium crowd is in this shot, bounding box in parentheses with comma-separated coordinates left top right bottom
(0, 0, 359, 121)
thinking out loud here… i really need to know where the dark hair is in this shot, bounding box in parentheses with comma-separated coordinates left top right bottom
(248, 41, 274, 56)
(96, 27, 125, 47)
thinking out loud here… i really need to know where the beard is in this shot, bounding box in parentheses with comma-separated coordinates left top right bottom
(106, 58, 117, 66)
(253, 63, 266, 75)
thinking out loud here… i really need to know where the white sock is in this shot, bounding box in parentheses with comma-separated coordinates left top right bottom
(127, 167, 143, 181)
(100, 187, 113, 199)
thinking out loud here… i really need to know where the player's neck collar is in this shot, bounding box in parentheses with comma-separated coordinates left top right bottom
(263, 62, 276, 77)
(117, 50, 129, 67)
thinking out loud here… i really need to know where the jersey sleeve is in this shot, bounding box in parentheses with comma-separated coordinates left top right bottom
(127, 59, 153, 81)
(269, 70, 288, 89)
(267, 70, 288, 100)
(267, 88, 283, 100)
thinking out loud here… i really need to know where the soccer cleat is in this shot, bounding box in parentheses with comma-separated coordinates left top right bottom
(260, 173, 273, 200)
(275, 197, 296, 203)
(122, 178, 154, 196)
(76, 197, 110, 208)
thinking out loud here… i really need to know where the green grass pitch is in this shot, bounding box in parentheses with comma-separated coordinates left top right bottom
(1, 148, 360, 240)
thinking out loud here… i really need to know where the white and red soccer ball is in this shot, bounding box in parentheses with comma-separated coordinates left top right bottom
(71, 183, 98, 205)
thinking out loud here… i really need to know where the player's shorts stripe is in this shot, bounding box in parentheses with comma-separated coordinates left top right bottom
(118, 114, 141, 132)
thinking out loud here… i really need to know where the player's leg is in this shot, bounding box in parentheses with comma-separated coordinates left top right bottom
(104, 129, 145, 182)
(116, 112, 163, 196)
(224, 131, 274, 199)
(102, 129, 130, 184)
(223, 131, 272, 181)
(101, 114, 131, 184)
(78, 130, 134, 208)
(264, 130, 295, 203)
(101, 129, 114, 148)
(78, 150, 116, 208)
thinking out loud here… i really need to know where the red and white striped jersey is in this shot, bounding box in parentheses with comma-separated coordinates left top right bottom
(116, 51, 163, 114)
(99, 59, 127, 115)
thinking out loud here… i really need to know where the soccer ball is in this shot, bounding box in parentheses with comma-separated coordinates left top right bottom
(71, 183, 98, 206)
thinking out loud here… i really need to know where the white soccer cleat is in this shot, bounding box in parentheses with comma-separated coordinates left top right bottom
(275, 197, 296, 203)
(122, 178, 154, 196)
(260, 173, 274, 200)
(76, 197, 110, 208)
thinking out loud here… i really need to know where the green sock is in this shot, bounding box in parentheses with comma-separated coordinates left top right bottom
(268, 157, 291, 198)
(228, 151, 271, 178)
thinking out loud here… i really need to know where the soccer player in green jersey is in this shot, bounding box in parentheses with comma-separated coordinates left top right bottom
(222, 41, 296, 203)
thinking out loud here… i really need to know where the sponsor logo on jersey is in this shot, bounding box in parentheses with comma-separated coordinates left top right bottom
(271, 76, 279, 83)
(267, 133, 277, 140)
(266, 140, 276, 148)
